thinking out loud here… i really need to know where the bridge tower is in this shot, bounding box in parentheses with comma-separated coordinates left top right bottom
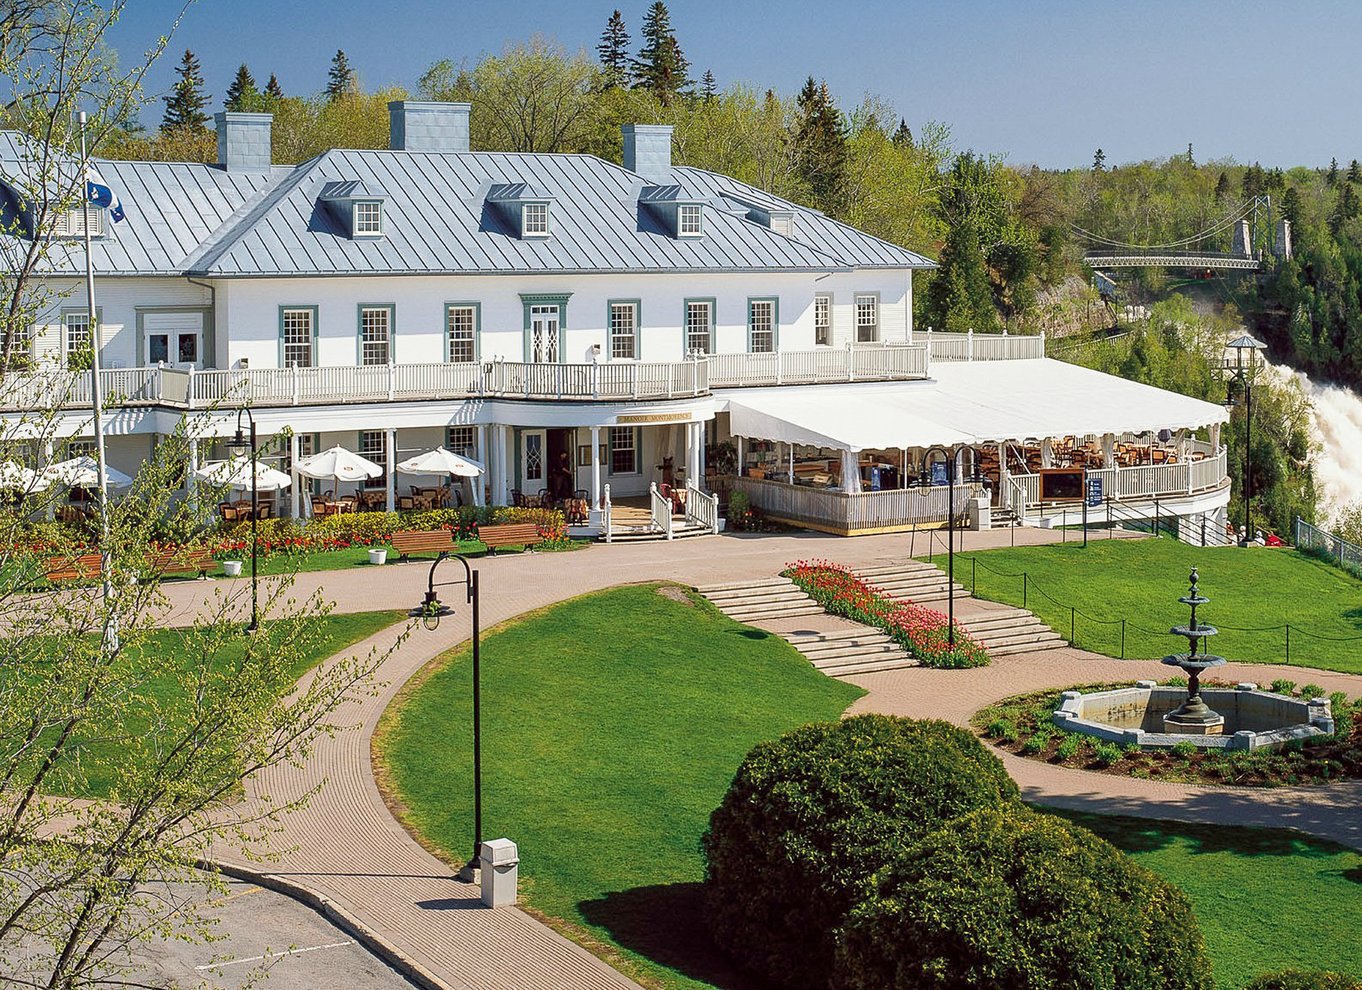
(1232, 218, 1252, 258)
(1274, 218, 1292, 261)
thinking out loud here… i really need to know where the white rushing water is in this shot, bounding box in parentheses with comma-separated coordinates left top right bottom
(1281, 367, 1362, 524)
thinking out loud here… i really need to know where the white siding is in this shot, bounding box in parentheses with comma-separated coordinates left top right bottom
(29, 277, 211, 367)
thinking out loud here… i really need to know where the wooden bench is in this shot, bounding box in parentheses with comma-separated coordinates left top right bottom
(145, 548, 216, 579)
(478, 523, 542, 554)
(45, 553, 102, 583)
(390, 529, 455, 560)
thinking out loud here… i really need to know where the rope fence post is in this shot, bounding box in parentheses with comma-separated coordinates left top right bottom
(1070, 606, 1075, 646)
(971, 557, 977, 595)
(1120, 618, 1126, 659)
(1285, 623, 1290, 666)
(1023, 572, 1028, 610)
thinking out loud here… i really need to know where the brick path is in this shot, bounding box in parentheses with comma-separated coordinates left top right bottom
(160, 527, 1362, 988)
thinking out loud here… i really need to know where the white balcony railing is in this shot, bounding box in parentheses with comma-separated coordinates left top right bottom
(707, 342, 928, 388)
(1008, 446, 1227, 513)
(925, 330, 1045, 361)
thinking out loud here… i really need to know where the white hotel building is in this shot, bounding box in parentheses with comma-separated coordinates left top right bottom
(0, 102, 1231, 539)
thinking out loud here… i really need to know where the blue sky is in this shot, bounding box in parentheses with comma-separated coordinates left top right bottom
(110, 0, 1359, 168)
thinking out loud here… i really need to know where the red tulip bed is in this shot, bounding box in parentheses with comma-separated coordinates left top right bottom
(783, 559, 990, 669)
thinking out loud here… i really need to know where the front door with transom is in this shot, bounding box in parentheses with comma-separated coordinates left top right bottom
(529, 305, 559, 363)
(144, 311, 204, 369)
(521, 429, 547, 498)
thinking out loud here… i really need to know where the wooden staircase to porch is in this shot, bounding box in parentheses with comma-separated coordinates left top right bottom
(603, 499, 712, 543)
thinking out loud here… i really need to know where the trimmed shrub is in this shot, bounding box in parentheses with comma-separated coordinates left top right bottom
(834, 806, 1213, 990)
(1244, 973, 1362, 990)
(702, 715, 1019, 989)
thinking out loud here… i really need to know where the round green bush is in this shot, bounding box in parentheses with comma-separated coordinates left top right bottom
(834, 806, 1213, 990)
(1244, 973, 1362, 990)
(702, 715, 1019, 989)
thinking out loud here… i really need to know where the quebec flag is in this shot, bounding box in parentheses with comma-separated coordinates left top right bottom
(85, 169, 125, 223)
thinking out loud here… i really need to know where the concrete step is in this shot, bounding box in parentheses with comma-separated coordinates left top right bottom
(606, 524, 711, 543)
(989, 640, 1067, 657)
(696, 577, 793, 594)
(969, 629, 1066, 650)
(854, 561, 945, 578)
(797, 642, 904, 662)
(721, 604, 824, 622)
(811, 655, 921, 676)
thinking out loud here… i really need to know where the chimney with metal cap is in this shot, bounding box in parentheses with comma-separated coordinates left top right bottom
(622, 124, 674, 184)
(215, 112, 272, 171)
(389, 101, 471, 152)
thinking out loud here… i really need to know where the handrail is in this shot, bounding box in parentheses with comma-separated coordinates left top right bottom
(649, 482, 674, 540)
(684, 480, 719, 534)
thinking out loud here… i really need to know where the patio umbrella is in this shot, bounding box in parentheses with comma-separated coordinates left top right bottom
(194, 458, 293, 491)
(0, 461, 38, 490)
(294, 445, 383, 483)
(395, 446, 484, 477)
(43, 455, 132, 489)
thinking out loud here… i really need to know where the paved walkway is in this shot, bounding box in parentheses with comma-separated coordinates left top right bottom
(157, 527, 1362, 988)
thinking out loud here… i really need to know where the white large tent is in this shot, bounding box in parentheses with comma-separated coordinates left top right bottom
(723, 358, 1228, 453)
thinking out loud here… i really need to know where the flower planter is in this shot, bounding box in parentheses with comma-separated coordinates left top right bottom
(222, 560, 243, 577)
(368, 548, 388, 566)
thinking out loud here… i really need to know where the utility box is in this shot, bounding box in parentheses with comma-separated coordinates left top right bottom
(479, 838, 519, 908)
(968, 496, 991, 531)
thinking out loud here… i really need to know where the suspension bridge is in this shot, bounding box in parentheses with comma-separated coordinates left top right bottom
(1076, 196, 1289, 274)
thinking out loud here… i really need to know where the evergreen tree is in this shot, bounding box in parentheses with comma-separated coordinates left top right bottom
(224, 64, 260, 112)
(1334, 182, 1360, 235)
(1327, 156, 1339, 186)
(265, 74, 285, 100)
(700, 68, 717, 103)
(1281, 186, 1302, 230)
(326, 49, 356, 99)
(1242, 162, 1266, 199)
(1092, 148, 1105, 172)
(631, 1, 691, 106)
(1350, 160, 1361, 184)
(891, 118, 913, 147)
(1214, 171, 1230, 203)
(792, 77, 848, 216)
(596, 9, 631, 89)
(1186, 142, 1194, 165)
(161, 49, 210, 132)
(924, 219, 999, 333)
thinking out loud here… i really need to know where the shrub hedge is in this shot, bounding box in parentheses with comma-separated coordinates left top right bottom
(834, 805, 1213, 990)
(1244, 973, 1362, 990)
(701, 715, 1019, 989)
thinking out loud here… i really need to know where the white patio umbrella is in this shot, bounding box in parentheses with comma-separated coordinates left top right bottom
(395, 446, 484, 478)
(293, 445, 383, 483)
(194, 458, 292, 491)
(0, 461, 38, 490)
(43, 455, 132, 489)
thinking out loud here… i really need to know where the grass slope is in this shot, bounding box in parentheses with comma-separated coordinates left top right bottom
(377, 584, 864, 990)
(1059, 812, 1362, 988)
(935, 538, 1362, 673)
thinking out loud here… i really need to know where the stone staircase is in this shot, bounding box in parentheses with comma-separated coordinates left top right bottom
(696, 577, 823, 623)
(849, 562, 1066, 658)
(784, 628, 918, 677)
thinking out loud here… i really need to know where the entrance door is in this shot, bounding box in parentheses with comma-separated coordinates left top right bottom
(144, 312, 204, 369)
(529, 305, 559, 363)
(521, 429, 547, 496)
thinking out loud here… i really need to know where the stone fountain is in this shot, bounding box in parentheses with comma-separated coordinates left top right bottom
(1160, 567, 1228, 735)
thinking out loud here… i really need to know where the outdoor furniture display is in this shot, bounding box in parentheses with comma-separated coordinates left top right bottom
(390, 529, 457, 560)
(478, 523, 542, 554)
(144, 547, 216, 580)
(396, 446, 485, 508)
(45, 553, 103, 582)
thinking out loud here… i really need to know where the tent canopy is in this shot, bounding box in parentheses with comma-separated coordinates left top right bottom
(724, 358, 1228, 453)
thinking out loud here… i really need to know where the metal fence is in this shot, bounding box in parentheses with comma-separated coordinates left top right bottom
(1296, 517, 1362, 572)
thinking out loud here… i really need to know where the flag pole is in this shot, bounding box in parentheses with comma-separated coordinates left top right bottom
(78, 110, 115, 650)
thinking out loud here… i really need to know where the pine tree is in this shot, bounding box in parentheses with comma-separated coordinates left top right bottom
(265, 74, 285, 100)
(1214, 171, 1230, 203)
(1327, 156, 1339, 186)
(326, 49, 356, 99)
(224, 64, 260, 112)
(1092, 148, 1105, 172)
(161, 49, 210, 132)
(1186, 142, 1194, 165)
(631, 1, 691, 106)
(700, 69, 717, 103)
(1242, 162, 1266, 199)
(925, 219, 998, 334)
(792, 76, 848, 216)
(1349, 160, 1361, 184)
(597, 9, 631, 89)
(1282, 186, 1302, 230)
(891, 118, 913, 148)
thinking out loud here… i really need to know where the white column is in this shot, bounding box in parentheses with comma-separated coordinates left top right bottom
(1209, 423, 1221, 452)
(385, 428, 396, 513)
(186, 436, 198, 496)
(289, 431, 300, 518)
(475, 425, 488, 507)
(787, 441, 794, 484)
(998, 443, 1010, 499)
(1102, 432, 1116, 469)
(590, 425, 602, 506)
(736, 436, 744, 477)
(1040, 437, 1054, 469)
(498, 424, 511, 505)
(695, 421, 706, 489)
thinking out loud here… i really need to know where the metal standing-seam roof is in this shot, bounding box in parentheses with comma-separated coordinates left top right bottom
(186, 149, 854, 277)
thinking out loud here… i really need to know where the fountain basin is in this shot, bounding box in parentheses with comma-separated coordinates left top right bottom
(1053, 681, 1334, 751)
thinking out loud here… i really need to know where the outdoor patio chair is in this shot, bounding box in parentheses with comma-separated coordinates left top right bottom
(219, 501, 241, 523)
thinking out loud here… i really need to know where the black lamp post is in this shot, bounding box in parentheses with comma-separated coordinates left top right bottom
(917, 445, 969, 648)
(1224, 334, 1267, 547)
(226, 407, 259, 632)
(410, 552, 483, 877)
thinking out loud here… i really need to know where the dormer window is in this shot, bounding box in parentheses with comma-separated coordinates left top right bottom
(522, 202, 550, 237)
(353, 200, 383, 237)
(678, 203, 703, 237)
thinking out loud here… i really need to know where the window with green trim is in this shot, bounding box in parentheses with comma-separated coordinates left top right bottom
(447, 305, 477, 363)
(609, 302, 637, 359)
(281, 308, 315, 367)
(359, 306, 391, 365)
(749, 299, 776, 353)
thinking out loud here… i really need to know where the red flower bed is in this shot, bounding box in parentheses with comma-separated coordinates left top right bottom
(784, 559, 990, 669)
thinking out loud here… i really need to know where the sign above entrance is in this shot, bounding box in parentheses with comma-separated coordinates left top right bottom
(616, 412, 693, 425)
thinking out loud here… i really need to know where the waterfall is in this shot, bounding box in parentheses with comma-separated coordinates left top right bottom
(1280, 367, 1362, 523)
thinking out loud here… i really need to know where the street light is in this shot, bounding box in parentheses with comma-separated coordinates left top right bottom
(1223, 334, 1267, 547)
(410, 552, 483, 878)
(917, 445, 976, 649)
(225, 407, 259, 632)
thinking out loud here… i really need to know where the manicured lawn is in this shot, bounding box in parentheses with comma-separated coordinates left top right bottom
(934, 538, 1362, 673)
(376, 584, 864, 990)
(1058, 811, 1362, 988)
(56, 609, 405, 799)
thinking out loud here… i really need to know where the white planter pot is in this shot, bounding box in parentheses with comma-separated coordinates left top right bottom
(368, 548, 388, 566)
(717, 518, 727, 532)
(222, 560, 243, 577)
